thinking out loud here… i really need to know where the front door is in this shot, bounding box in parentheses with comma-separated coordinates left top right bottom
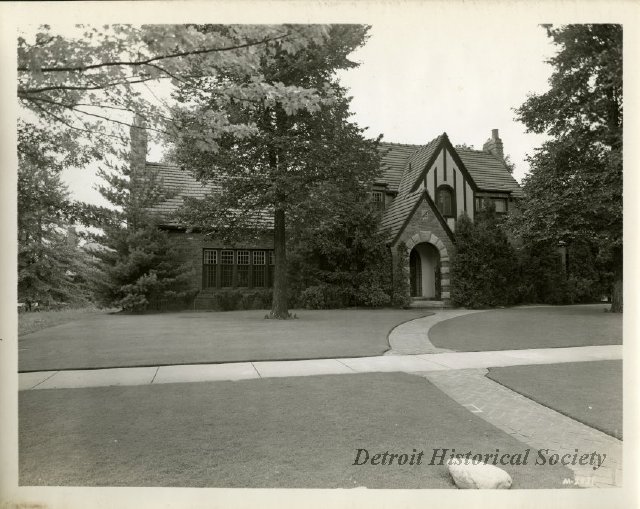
(409, 249, 422, 297)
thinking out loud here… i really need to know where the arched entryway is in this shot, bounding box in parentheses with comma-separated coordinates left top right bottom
(409, 243, 441, 299)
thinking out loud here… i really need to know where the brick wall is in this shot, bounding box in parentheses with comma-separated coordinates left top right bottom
(165, 229, 273, 292)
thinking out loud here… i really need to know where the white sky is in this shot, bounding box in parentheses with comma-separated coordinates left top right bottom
(59, 21, 556, 205)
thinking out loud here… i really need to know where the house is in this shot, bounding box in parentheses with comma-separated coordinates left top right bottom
(130, 122, 522, 307)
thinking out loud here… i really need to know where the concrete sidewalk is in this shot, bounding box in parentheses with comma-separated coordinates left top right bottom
(19, 344, 622, 390)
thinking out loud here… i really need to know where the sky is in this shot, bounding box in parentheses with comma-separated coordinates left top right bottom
(60, 20, 557, 205)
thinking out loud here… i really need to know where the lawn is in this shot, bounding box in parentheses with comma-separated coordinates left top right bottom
(429, 304, 621, 352)
(487, 360, 622, 440)
(19, 309, 430, 372)
(19, 372, 573, 488)
(18, 307, 114, 336)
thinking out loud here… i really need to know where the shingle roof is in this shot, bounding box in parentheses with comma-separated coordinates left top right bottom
(379, 188, 423, 241)
(143, 163, 273, 228)
(143, 163, 214, 219)
(456, 148, 523, 197)
(377, 142, 417, 192)
(377, 136, 522, 197)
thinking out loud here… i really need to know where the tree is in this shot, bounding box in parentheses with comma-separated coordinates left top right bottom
(451, 207, 519, 308)
(514, 24, 622, 312)
(17, 126, 95, 306)
(288, 188, 391, 308)
(91, 153, 197, 312)
(171, 25, 380, 318)
(16, 24, 337, 311)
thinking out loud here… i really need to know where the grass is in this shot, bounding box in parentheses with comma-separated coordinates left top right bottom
(19, 372, 574, 488)
(19, 308, 430, 372)
(429, 304, 621, 352)
(18, 307, 114, 336)
(487, 360, 622, 440)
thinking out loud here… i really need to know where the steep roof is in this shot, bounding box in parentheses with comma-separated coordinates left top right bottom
(456, 148, 523, 197)
(142, 163, 273, 228)
(377, 136, 521, 196)
(144, 163, 214, 220)
(379, 188, 423, 241)
(377, 142, 417, 191)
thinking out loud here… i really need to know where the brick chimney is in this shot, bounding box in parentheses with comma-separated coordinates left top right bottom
(130, 114, 148, 181)
(483, 128, 504, 160)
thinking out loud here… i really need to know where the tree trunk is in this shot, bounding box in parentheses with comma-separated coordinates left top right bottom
(610, 246, 623, 313)
(270, 207, 290, 319)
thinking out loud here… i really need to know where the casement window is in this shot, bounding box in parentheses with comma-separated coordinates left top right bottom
(475, 197, 508, 214)
(236, 250, 250, 287)
(371, 191, 385, 210)
(220, 250, 234, 287)
(252, 251, 266, 287)
(202, 249, 274, 289)
(436, 185, 455, 217)
(203, 249, 217, 288)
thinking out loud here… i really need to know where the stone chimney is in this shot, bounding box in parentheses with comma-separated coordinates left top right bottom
(483, 128, 504, 160)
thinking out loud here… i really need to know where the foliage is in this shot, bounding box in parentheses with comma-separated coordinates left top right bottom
(391, 242, 411, 308)
(513, 24, 622, 311)
(91, 159, 197, 312)
(18, 24, 332, 157)
(299, 285, 350, 310)
(199, 288, 273, 311)
(515, 241, 567, 305)
(17, 128, 97, 307)
(451, 208, 519, 308)
(171, 24, 379, 317)
(287, 192, 391, 309)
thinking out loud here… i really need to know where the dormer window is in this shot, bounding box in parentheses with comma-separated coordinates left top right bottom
(371, 191, 385, 210)
(436, 185, 455, 217)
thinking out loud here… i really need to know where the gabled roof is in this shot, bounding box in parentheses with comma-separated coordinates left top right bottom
(379, 188, 424, 241)
(378, 132, 523, 243)
(144, 163, 214, 219)
(142, 163, 273, 228)
(456, 148, 523, 196)
(377, 143, 418, 191)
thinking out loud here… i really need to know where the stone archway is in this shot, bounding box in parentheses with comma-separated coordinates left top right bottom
(405, 231, 451, 300)
(409, 243, 440, 298)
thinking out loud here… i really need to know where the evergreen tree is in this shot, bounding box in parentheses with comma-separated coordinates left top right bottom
(92, 143, 196, 312)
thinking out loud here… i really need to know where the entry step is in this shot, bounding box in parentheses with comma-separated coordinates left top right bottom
(409, 299, 447, 309)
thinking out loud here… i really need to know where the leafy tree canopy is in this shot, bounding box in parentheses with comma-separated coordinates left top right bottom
(513, 24, 622, 311)
(170, 25, 380, 318)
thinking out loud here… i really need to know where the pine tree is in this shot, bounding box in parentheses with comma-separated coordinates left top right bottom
(92, 134, 196, 312)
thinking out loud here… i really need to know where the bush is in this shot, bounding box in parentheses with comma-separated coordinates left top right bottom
(391, 242, 411, 307)
(299, 284, 350, 309)
(208, 289, 273, 311)
(355, 277, 391, 307)
(451, 210, 519, 308)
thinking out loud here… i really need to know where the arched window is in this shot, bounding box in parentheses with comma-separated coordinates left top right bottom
(436, 186, 455, 217)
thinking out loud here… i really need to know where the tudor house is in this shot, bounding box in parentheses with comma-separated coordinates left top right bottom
(130, 123, 521, 307)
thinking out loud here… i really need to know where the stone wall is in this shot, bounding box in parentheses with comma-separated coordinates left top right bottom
(393, 199, 456, 301)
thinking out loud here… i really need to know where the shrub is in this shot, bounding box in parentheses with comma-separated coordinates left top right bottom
(299, 284, 350, 309)
(451, 210, 519, 308)
(391, 242, 411, 307)
(355, 277, 391, 307)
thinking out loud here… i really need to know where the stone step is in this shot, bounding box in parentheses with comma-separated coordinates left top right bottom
(409, 299, 447, 309)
